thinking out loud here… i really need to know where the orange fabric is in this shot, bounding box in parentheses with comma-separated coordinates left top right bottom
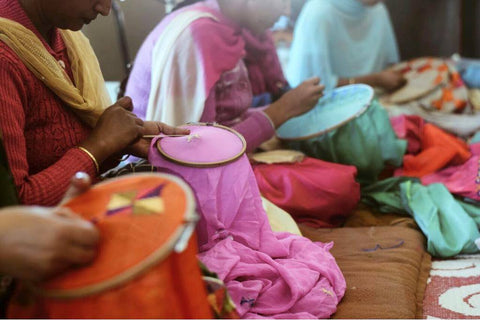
(8, 175, 212, 319)
(398, 124, 471, 178)
(9, 236, 211, 319)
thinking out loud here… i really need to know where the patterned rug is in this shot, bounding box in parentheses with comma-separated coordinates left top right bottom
(423, 254, 480, 319)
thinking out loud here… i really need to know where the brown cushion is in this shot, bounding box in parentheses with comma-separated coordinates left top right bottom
(300, 225, 431, 319)
(343, 205, 418, 229)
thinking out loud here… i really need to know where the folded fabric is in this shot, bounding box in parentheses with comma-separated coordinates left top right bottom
(462, 65, 480, 88)
(401, 182, 480, 257)
(421, 155, 480, 201)
(253, 157, 360, 228)
(387, 103, 480, 138)
(261, 197, 302, 236)
(361, 176, 418, 215)
(250, 150, 305, 164)
(362, 177, 480, 257)
(470, 131, 480, 145)
(389, 114, 423, 154)
(391, 115, 471, 177)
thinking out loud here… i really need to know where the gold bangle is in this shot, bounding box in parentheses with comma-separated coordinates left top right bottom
(77, 146, 100, 174)
(348, 78, 356, 85)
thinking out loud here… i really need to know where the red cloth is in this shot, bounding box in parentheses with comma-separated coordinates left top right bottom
(0, 0, 98, 205)
(253, 157, 360, 228)
(391, 115, 471, 178)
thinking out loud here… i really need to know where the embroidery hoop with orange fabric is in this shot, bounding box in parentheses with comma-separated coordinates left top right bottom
(383, 57, 469, 113)
(9, 173, 212, 319)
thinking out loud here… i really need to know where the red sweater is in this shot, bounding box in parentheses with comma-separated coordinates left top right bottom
(0, 0, 100, 205)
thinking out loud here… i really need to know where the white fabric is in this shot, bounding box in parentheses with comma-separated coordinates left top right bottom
(147, 10, 218, 125)
(287, 0, 399, 91)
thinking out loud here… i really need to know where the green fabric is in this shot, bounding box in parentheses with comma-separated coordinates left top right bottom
(0, 136, 18, 207)
(286, 100, 406, 184)
(363, 177, 480, 257)
(361, 176, 418, 214)
(470, 131, 480, 144)
(459, 201, 480, 226)
(401, 182, 480, 258)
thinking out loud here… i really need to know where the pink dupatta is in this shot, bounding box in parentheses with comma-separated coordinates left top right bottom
(148, 126, 346, 319)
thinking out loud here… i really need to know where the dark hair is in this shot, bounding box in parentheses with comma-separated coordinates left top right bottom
(171, 0, 205, 12)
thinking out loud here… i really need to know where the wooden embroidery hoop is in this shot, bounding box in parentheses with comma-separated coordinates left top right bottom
(276, 84, 374, 141)
(31, 173, 198, 299)
(387, 57, 449, 104)
(156, 123, 247, 168)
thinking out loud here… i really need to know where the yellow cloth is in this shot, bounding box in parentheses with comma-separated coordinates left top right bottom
(262, 197, 302, 236)
(0, 17, 111, 127)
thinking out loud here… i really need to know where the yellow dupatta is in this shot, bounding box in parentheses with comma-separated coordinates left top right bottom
(0, 17, 111, 127)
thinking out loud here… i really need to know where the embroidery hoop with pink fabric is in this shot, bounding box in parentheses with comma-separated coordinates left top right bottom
(155, 123, 247, 167)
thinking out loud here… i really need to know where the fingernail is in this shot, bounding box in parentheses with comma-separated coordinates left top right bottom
(74, 172, 89, 181)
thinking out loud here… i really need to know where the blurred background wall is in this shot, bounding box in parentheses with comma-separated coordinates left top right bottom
(291, 0, 479, 60)
(84, 0, 479, 82)
(82, 0, 165, 81)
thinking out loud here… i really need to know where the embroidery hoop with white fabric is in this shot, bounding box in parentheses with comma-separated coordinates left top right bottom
(274, 84, 404, 184)
(276, 84, 374, 141)
(156, 123, 247, 168)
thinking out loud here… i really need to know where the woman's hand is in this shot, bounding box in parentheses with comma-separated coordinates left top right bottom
(79, 97, 145, 165)
(264, 77, 324, 128)
(60, 172, 92, 205)
(375, 69, 407, 92)
(0, 173, 98, 282)
(125, 121, 190, 159)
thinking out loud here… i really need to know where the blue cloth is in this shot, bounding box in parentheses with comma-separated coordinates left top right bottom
(286, 0, 400, 91)
(251, 93, 273, 108)
(462, 65, 480, 88)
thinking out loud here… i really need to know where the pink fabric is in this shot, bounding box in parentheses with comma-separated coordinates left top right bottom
(471, 143, 480, 156)
(253, 157, 360, 228)
(158, 125, 244, 164)
(421, 143, 480, 201)
(148, 137, 346, 319)
(390, 115, 424, 154)
(242, 29, 288, 97)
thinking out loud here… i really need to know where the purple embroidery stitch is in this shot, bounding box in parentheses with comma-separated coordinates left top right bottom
(362, 240, 405, 252)
(240, 297, 255, 307)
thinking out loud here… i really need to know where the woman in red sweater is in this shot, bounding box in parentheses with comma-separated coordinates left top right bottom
(0, 0, 187, 206)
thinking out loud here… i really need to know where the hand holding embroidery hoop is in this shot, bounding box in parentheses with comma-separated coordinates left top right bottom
(9, 173, 212, 319)
(276, 84, 406, 183)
